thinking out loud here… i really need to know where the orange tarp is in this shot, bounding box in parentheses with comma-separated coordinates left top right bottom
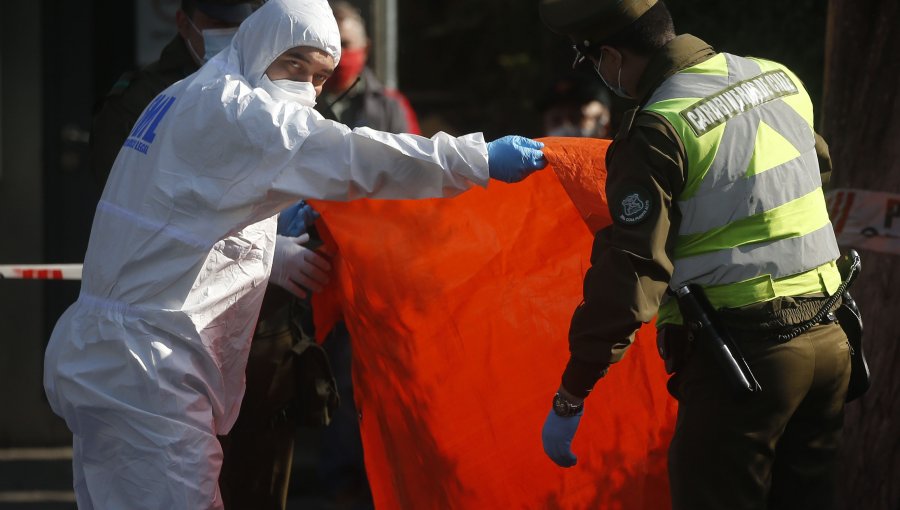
(310, 137, 676, 509)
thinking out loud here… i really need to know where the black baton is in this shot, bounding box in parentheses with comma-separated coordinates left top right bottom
(674, 285, 762, 394)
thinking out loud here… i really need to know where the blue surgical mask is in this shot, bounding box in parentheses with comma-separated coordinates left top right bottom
(595, 52, 632, 100)
(186, 18, 238, 64)
(201, 27, 237, 61)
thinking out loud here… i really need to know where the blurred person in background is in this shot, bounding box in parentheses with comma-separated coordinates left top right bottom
(539, 72, 612, 139)
(319, 1, 420, 135)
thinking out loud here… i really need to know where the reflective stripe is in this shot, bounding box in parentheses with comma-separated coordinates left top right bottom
(671, 222, 840, 288)
(680, 149, 821, 235)
(675, 187, 834, 259)
(659, 258, 842, 325)
(704, 259, 841, 309)
(725, 53, 761, 83)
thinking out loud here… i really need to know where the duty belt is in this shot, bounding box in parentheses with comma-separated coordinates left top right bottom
(717, 295, 841, 339)
(718, 251, 861, 342)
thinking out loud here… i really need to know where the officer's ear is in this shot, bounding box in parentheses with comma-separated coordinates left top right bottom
(599, 46, 624, 68)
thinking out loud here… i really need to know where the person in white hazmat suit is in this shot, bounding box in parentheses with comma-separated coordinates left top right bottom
(42, 0, 547, 508)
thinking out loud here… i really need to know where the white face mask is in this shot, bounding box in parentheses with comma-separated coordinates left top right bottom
(595, 51, 633, 100)
(258, 75, 318, 107)
(186, 18, 238, 64)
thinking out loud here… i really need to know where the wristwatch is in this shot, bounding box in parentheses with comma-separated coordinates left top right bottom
(552, 392, 584, 417)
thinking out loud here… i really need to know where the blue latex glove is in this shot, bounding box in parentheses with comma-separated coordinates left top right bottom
(277, 200, 320, 237)
(486, 135, 547, 183)
(541, 408, 583, 467)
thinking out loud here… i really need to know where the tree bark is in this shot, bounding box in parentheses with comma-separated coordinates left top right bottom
(823, 1, 900, 509)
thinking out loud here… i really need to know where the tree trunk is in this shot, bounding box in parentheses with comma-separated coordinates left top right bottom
(822, 1, 900, 509)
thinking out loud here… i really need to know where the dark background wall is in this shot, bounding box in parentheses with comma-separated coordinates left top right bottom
(393, 0, 827, 139)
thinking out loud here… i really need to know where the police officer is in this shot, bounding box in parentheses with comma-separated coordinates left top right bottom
(89, 2, 322, 509)
(537, 1, 851, 509)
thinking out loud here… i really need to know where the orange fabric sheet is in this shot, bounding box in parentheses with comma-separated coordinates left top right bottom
(310, 137, 676, 509)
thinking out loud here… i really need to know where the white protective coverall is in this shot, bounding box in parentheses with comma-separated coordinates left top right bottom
(43, 0, 488, 508)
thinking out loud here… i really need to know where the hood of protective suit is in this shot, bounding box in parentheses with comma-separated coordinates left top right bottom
(222, 0, 341, 87)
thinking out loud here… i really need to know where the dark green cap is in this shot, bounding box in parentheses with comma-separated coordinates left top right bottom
(539, 0, 658, 46)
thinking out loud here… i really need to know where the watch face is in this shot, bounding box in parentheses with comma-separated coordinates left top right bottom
(552, 393, 582, 417)
(553, 394, 568, 415)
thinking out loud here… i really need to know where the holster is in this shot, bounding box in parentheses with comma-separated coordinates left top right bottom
(285, 290, 341, 427)
(835, 249, 869, 402)
(258, 286, 341, 428)
(287, 334, 341, 426)
(657, 325, 692, 375)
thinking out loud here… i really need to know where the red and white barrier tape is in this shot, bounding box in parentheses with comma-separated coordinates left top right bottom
(826, 188, 900, 256)
(0, 264, 83, 280)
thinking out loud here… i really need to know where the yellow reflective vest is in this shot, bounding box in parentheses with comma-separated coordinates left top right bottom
(646, 53, 842, 325)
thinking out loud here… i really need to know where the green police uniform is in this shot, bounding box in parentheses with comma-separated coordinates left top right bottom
(89, 25, 330, 510)
(90, 36, 197, 187)
(540, 2, 851, 508)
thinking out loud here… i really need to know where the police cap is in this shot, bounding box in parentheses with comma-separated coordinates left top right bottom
(539, 0, 657, 46)
(193, 0, 258, 24)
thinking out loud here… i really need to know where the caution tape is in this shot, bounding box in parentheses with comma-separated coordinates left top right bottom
(0, 264, 83, 280)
